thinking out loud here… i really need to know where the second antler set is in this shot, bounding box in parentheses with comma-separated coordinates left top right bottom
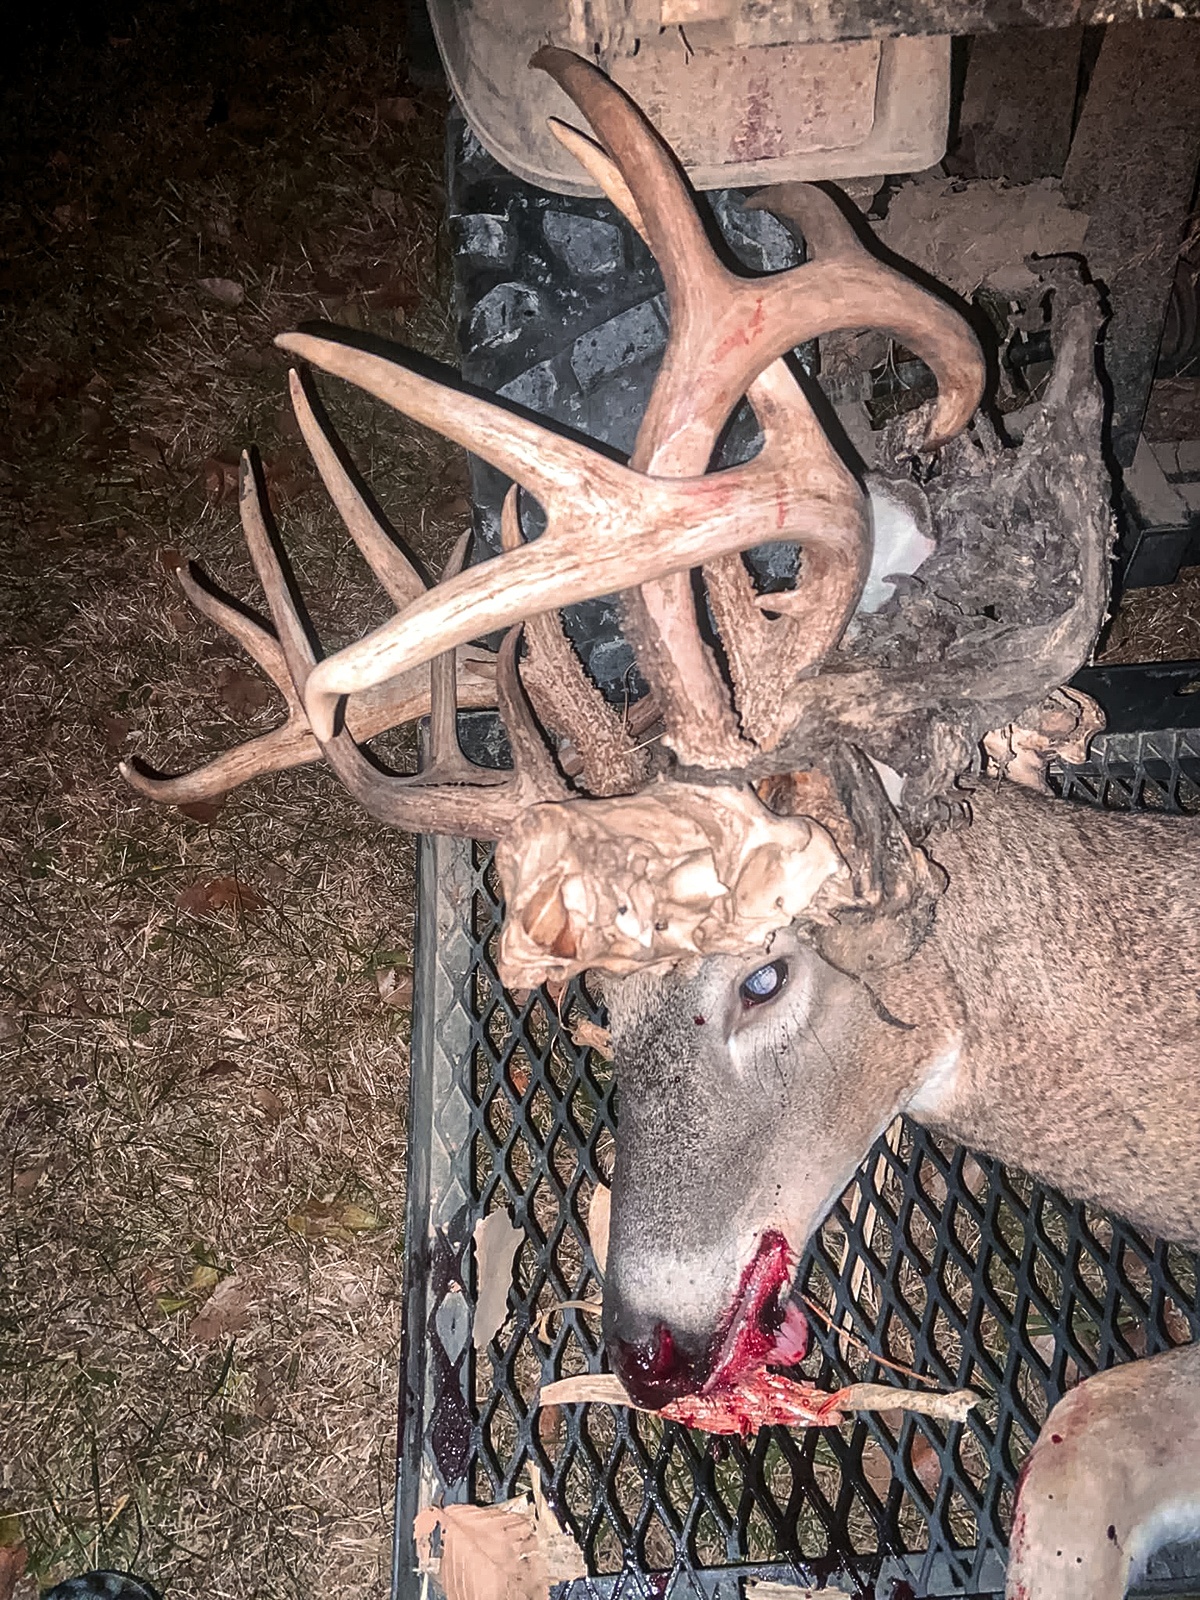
(125, 48, 1111, 987)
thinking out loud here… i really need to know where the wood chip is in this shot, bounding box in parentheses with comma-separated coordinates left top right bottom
(188, 1274, 253, 1342)
(586, 1184, 610, 1275)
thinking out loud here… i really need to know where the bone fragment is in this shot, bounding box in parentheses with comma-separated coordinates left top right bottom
(496, 780, 850, 987)
(537, 1371, 980, 1431)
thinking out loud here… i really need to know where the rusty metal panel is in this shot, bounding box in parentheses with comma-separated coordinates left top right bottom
(427, 2, 951, 194)
(654, 0, 1200, 41)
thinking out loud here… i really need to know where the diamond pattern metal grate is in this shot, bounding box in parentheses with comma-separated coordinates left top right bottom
(394, 723, 1200, 1599)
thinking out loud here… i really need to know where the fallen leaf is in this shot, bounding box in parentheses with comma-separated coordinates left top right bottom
(961, 1153, 987, 1196)
(177, 797, 226, 824)
(131, 431, 172, 467)
(202, 454, 240, 503)
(175, 876, 266, 917)
(155, 545, 184, 573)
(472, 1208, 522, 1351)
(568, 1019, 612, 1057)
(433, 493, 471, 521)
(199, 1058, 242, 1080)
(414, 1488, 585, 1600)
(251, 1085, 285, 1117)
(371, 185, 398, 214)
(260, 446, 312, 504)
(287, 1202, 349, 1242)
(188, 1274, 253, 1341)
(439, 454, 471, 491)
(98, 711, 132, 752)
(217, 665, 272, 719)
(366, 275, 418, 314)
(0, 1542, 27, 1600)
(228, 346, 274, 375)
(909, 1430, 943, 1494)
(587, 1185, 610, 1275)
(286, 1198, 381, 1241)
(376, 967, 413, 1010)
(337, 1202, 381, 1232)
(377, 95, 418, 125)
(859, 1436, 893, 1502)
(79, 401, 111, 438)
(253, 1360, 277, 1418)
(197, 276, 245, 306)
(188, 1261, 221, 1292)
(538, 1404, 562, 1447)
(12, 1160, 48, 1196)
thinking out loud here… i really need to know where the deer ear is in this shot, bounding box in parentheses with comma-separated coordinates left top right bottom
(812, 746, 948, 975)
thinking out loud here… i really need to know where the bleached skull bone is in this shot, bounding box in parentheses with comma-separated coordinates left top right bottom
(495, 780, 850, 987)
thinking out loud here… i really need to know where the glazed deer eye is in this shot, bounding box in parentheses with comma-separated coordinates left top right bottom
(740, 959, 787, 1008)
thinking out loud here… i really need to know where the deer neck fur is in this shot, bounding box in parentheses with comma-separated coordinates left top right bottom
(912, 784, 1200, 1250)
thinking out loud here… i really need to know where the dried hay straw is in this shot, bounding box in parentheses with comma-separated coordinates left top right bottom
(0, 4, 470, 1594)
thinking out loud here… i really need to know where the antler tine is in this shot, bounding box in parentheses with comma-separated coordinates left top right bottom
(494, 623, 572, 804)
(547, 117, 870, 753)
(288, 365, 425, 609)
(232, 450, 526, 837)
(499, 485, 650, 796)
(121, 536, 498, 807)
(540, 50, 982, 456)
(409, 530, 508, 789)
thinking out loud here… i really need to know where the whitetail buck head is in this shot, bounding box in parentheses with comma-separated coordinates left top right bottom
(124, 52, 1114, 1408)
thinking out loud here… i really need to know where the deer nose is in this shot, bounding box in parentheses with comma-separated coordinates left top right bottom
(611, 1320, 705, 1408)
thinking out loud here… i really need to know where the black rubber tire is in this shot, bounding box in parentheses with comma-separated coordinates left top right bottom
(446, 109, 807, 699)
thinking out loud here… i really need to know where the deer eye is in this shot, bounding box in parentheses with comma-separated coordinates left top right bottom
(740, 959, 787, 1008)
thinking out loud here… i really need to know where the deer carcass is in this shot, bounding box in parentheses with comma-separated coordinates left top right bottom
(123, 50, 1200, 1599)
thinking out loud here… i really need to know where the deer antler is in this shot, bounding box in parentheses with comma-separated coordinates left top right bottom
(126, 49, 1115, 987)
(535, 49, 982, 762)
(545, 117, 876, 752)
(124, 444, 562, 838)
(285, 49, 984, 767)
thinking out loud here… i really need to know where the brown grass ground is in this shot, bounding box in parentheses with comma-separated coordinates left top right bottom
(0, 5, 472, 1593)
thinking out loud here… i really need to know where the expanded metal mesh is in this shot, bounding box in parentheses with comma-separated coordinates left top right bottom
(1051, 727, 1200, 811)
(395, 721, 1200, 1600)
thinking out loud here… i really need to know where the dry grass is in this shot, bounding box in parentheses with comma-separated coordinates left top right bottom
(0, 5, 473, 1593)
(1099, 564, 1200, 665)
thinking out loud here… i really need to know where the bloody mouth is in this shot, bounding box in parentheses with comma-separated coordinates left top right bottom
(702, 1229, 809, 1393)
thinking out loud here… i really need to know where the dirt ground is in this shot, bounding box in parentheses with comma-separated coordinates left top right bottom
(1, 4, 473, 1594)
